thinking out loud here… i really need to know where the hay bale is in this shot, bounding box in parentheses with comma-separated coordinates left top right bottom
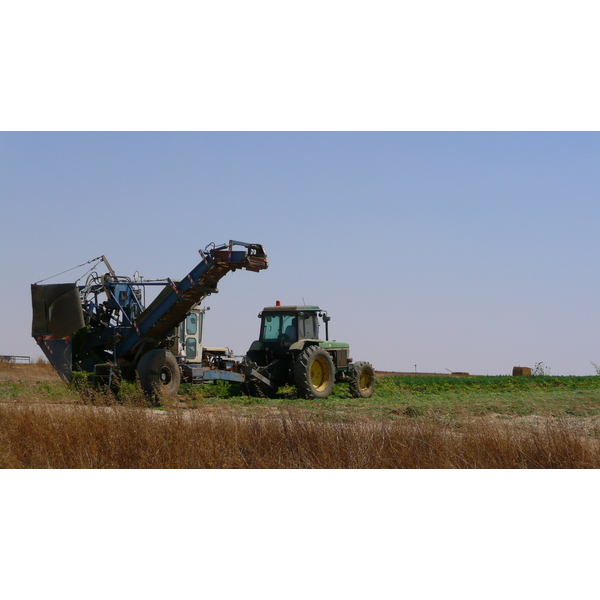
(512, 366, 532, 376)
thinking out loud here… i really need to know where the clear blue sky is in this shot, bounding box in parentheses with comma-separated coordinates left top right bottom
(2, 132, 599, 375)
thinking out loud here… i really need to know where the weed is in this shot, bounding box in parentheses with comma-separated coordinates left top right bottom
(404, 405, 425, 417)
(532, 362, 551, 376)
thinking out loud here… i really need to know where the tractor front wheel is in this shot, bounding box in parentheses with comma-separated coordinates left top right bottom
(349, 361, 376, 398)
(294, 345, 335, 399)
(137, 349, 181, 400)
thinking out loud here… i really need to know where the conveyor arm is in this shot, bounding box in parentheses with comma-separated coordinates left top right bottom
(116, 241, 268, 359)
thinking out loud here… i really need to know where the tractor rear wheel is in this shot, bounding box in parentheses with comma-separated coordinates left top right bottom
(349, 361, 376, 398)
(294, 345, 335, 399)
(137, 349, 181, 400)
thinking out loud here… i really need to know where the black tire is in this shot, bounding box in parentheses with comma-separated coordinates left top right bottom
(294, 345, 335, 399)
(349, 361, 376, 398)
(137, 349, 181, 399)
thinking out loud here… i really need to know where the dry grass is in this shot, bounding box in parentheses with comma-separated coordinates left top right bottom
(1, 402, 599, 468)
(0, 360, 59, 383)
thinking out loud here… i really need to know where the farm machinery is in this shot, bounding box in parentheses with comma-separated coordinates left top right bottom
(245, 303, 375, 398)
(31, 241, 375, 400)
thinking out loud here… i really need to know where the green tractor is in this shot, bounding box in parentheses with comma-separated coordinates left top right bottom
(244, 302, 375, 399)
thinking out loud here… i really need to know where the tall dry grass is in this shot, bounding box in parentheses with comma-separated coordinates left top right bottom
(1, 404, 598, 468)
(0, 359, 59, 383)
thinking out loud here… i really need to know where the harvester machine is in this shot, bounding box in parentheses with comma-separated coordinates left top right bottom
(31, 241, 268, 396)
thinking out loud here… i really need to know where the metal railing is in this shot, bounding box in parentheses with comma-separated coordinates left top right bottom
(0, 355, 31, 364)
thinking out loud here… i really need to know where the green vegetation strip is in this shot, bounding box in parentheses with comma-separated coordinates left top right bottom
(148, 376, 600, 419)
(3, 375, 600, 419)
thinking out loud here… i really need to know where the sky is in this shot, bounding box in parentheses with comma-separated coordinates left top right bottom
(2, 131, 600, 375)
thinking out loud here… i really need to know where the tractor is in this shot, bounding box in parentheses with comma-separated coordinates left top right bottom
(244, 302, 375, 399)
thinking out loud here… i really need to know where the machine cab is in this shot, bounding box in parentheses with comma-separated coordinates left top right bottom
(259, 305, 323, 344)
(172, 308, 204, 362)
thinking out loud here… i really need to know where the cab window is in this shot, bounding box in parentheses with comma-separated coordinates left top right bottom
(298, 313, 318, 340)
(262, 313, 297, 342)
(186, 313, 197, 335)
(185, 337, 197, 359)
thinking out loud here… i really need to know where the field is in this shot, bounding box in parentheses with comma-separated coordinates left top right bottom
(2, 361, 600, 468)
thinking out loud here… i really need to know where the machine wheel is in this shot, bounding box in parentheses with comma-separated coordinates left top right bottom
(137, 349, 181, 399)
(349, 361, 376, 398)
(294, 345, 335, 399)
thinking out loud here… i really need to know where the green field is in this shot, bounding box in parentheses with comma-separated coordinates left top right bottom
(167, 374, 600, 423)
(4, 365, 600, 419)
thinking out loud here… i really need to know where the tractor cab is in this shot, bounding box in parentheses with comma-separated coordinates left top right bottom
(260, 305, 323, 344)
(247, 303, 330, 367)
(259, 304, 332, 344)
